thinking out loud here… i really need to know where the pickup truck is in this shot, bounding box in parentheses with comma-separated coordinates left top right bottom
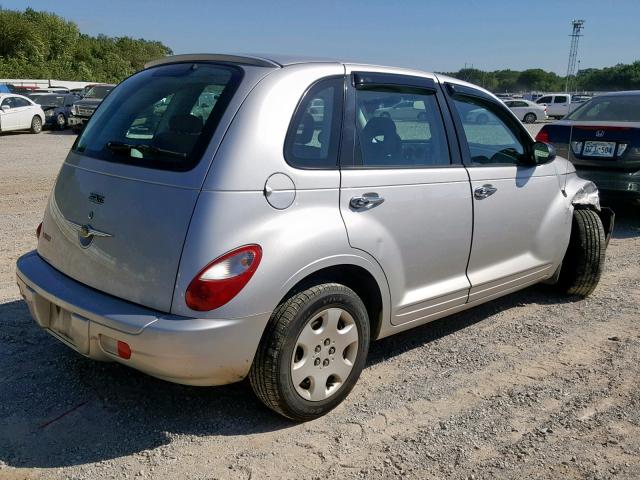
(535, 94, 589, 119)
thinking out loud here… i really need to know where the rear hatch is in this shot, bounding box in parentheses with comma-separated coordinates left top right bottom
(37, 60, 273, 312)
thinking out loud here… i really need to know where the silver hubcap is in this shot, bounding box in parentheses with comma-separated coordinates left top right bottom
(291, 308, 359, 401)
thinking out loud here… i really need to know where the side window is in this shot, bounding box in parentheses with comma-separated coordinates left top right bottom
(0, 98, 12, 108)
(284, 77, 343, 169)
(554, 96, 568, 104)
(14, 98, 30, 107)
(537, 96, 552, 104)
(354, 89, 449, 167)
(515, 101, 528, 107)
(452, 95, 527, 165)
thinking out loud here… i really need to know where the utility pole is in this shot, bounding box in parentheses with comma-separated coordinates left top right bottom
(565, 19, 585, 92)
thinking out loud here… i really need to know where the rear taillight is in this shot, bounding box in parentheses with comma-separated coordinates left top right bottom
(36, 222, 42, 239)
(185, 245, 262, 311)
(535, 128, 549, 143)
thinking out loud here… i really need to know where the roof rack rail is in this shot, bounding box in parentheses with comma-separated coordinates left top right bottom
(144, 54, 281, 69)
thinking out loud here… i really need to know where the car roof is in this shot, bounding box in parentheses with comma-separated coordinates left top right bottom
(143, 53, 499, 102)
(0, 93, 32, 101)
(597, 90, 640, 98)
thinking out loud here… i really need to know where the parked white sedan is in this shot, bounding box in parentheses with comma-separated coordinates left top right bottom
(0, 94, 45, 133)
(503, 99, 547, 123)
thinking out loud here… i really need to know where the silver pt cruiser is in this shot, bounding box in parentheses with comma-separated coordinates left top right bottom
(16, 54, 614, 421)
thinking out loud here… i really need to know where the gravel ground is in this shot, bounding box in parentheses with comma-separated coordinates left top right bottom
(0, 127, 639, 480)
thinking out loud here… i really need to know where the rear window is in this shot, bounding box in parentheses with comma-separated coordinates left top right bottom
(566, 95, 640, 122)
(74, 63, 242, 171)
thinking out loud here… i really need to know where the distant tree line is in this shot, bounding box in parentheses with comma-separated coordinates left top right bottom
(443, 61, 640, 93)
(0, 7, 172, 83)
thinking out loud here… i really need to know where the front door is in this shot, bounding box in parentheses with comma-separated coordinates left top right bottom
(0, 96, 18, 130)
(339, 71, 473, 326)
(446, 85, 571, 304)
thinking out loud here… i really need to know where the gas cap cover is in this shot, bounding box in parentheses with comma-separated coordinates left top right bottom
(264, 173, 296, 209)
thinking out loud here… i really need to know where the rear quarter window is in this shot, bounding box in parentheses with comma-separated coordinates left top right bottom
(73, 63, 243, 171)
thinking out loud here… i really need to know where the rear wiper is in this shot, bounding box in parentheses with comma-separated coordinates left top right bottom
(106, 141, 187, 159)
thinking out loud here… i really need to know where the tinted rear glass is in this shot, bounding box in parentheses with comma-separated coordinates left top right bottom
(566, 95, 640, 122)
(74, 63, 242, 171)
(33, 95, 65, 107)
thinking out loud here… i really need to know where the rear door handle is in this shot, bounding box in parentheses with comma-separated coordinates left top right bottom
(474, 184, 498, 200)
(350, 192, 385, 209)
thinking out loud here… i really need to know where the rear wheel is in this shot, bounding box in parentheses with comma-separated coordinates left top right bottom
(30, 116, 42, 134)
(557, 209, 606, 297)
(249, 283, 370, 421)
(524, 112, 537, 124)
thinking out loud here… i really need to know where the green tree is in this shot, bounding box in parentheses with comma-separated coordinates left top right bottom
(0, 7, 172, 82)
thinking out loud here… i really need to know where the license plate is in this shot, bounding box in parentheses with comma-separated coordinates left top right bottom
(583, 141, 615, 157)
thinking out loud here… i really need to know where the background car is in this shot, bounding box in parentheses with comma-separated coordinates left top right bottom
(503, 99, 547, 123)
(68, 83, 115, 133)
(536, 90, 640, 200)
(535, 93, 581, 118)
(30, 93, 80, 129)
(376, 100, 428, 121)
(0, 93, 45, 134)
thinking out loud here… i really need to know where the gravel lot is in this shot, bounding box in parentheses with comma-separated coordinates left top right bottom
(0, 127, 639, 480)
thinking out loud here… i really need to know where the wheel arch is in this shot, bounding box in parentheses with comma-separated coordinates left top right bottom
(275, 255, 391, 340)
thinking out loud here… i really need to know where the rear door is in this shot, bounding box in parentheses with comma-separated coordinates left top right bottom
(37, 61, 273, 312)
(13, 97, 35, 128)
(444, 83, 570, 304)
(339, 70, 473, 326)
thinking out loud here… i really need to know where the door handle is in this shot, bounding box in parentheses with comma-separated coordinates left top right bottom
(350, 192, 385, 209)
(474, 184, 498, 200)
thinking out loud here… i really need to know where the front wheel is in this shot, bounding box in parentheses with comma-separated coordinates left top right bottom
(557, 209, 606, 297)
(56, 113, 66, 130)
(249, 283, 370, 421)
(30, 115, 42, 134)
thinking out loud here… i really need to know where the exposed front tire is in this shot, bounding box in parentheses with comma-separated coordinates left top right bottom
(524, 112, 537, 124)
(30, 116, 42, 134)
(56, 113, 66, 130)
(249, 283, 370, 421)
(557, 209, 606, 297)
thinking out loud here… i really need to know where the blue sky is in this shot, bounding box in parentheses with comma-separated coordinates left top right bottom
(3, 0, 639, 73)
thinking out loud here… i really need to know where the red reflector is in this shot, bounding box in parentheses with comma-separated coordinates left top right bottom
(186, 245, 262, 311)
(36, 222, 42, 239)
(117, 341, 131, 359)
(535, 129, 549, 143)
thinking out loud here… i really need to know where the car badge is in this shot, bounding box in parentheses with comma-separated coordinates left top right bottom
(66, 219, 112, 248)
(595, 130, 605, 138)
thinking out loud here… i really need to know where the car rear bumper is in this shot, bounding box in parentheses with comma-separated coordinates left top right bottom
(576, 167, 640, 198)
(15, 251, 270, 386)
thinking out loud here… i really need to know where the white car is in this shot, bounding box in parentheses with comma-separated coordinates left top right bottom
(503, 99, 547, 123)
(535, 94, 581, 119)
(0, 94, 45, 133)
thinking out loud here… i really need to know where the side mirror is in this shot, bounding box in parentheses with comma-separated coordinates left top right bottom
(1, 105, 9, 112)
(532, 141, 556, 164)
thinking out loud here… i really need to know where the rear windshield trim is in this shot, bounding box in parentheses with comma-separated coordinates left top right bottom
(72, 63, 244, 172)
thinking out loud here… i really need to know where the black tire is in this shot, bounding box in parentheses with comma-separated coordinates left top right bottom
(30, 115, 42, 134)
(56, 113, 66, 130)
(524, 112, 537, 124)
(249, 283, 370, 421)
(557, 209, 606, 297)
